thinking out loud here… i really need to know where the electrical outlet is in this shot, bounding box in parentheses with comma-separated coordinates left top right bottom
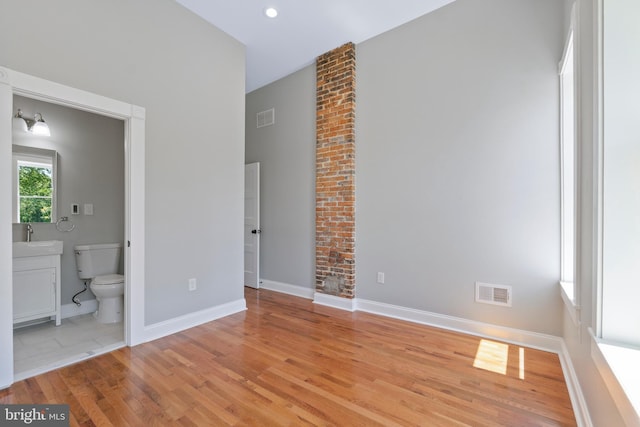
(377, 272, 385, 284)
(188, 278, 197, 291)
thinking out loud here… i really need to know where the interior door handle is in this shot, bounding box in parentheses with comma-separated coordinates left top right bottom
(251, 229, 261, 234)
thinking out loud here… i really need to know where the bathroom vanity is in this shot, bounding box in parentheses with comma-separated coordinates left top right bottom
(12, 240, 63, 327)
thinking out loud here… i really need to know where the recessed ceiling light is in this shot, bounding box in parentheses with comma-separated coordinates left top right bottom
(264, 7, 278, 18)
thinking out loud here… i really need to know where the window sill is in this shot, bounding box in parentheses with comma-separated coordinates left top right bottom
(559, 281, 580, 326)
(590, 329, 640, 425)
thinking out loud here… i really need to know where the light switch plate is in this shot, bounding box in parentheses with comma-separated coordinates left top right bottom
(84, 203, 94, 215)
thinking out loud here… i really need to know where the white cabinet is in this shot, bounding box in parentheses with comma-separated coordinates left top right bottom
(12, 252, 62, 326)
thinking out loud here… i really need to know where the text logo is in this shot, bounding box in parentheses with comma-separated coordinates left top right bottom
(0, 405, 69, 426)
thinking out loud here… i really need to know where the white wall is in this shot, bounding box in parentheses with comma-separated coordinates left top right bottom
(245, 67, 316, 290)
(356, 0, 564, 335)
(12, 96, 125, 306)
(0, 0, 245, 325)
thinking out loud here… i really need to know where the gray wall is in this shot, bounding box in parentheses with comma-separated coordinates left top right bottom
(245, 66, 316, 289)
(356, 0, 564, 335)
(0, 0, 245, 325)
(12, 96, 125, 306)
(247, 0, 566, 335)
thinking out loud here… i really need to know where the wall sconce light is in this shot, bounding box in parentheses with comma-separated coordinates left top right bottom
(14, 109, 51, 136)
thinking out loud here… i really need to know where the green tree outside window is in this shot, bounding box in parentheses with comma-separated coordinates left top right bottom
(19, 165, 53, 223)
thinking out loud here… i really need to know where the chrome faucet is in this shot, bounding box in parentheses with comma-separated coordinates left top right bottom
(26, 223, 33, 242)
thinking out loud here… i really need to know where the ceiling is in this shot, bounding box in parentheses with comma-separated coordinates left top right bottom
(174, 0, 456, 93)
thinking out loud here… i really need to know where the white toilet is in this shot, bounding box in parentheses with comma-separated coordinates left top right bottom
(74, 243, 124, 324)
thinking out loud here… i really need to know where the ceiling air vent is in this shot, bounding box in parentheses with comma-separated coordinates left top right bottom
(475, 282, 512, 307)
(257, 108, 275, 128)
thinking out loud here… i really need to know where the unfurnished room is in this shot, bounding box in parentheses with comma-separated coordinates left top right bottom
(0, 0, 638, 425)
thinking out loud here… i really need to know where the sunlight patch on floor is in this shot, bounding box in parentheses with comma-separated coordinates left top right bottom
(474, 339, 509, 375)
(473, 339, 525, 378)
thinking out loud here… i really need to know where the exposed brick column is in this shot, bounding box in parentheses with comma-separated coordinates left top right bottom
(315, 42, 356, 298)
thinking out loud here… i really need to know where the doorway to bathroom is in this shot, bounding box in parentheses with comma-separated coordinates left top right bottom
(11, 95, 126, 380)
(0, 67, 146, 388)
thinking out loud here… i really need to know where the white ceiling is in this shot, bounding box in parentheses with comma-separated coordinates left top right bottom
(174, 0, 456, 93)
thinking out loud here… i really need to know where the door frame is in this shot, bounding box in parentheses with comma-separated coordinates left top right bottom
(0, 66, 146, 389)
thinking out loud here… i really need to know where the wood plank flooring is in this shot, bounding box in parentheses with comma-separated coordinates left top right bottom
(0, 288, 577, 426)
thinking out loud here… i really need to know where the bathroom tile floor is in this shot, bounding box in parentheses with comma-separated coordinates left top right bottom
(13, 314, 124, 381)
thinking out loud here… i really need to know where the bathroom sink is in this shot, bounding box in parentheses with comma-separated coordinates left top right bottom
(13, 240, 63, 258)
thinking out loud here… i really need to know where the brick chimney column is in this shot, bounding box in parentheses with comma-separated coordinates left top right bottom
(315, 42, 356, 298)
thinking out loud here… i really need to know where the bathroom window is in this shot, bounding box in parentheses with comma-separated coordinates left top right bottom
(12, 147, 57, 223)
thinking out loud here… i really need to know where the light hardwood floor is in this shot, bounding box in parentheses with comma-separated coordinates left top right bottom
(0, 288, 576, 426)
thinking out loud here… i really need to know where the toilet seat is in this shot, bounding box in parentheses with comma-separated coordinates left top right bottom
(93, 273, 124, 285)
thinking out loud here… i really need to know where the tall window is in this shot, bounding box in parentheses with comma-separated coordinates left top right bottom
(600, 0, 640, 346)
(559, 29, 575, 298)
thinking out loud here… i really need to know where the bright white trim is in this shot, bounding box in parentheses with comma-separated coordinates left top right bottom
(125, 103, 145, 347)
(61, 299, 98, 319)
(313, 292, 357, 312)
(0, 70, 13, 389)
(142, 298, 246, 343)
(558, 340, 594, 427)
(261, 279, 314, 299)
(356, 298, 563, 352)
(594, 0, 605, 338)
(560, 281, 580, 327)
(559, 10, 576, 289)
(0, 66, 146, 389)
(590, 329, 640, 426)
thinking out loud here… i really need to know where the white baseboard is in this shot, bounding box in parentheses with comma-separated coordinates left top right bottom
(61, 299, 98, 319)
(356, 298, 564, 353)
(313, 292, 357, 312)
(559, 340, 593, 427)
(260, 279, 314, 299)
(142, 298, 247, 343)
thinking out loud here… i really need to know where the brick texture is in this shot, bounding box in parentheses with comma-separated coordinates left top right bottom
(315, 43, 356, 298)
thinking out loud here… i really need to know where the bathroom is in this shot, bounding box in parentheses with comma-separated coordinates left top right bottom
(11, 95, 125, 379)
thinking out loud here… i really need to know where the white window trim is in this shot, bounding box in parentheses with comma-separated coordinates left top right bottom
(560, 281, 580, 326)
(558, 5, 579, 325)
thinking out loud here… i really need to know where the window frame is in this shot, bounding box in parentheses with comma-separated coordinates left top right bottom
(558, 7, 579, 325)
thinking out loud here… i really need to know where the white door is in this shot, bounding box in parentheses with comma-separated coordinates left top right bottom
(244, 163, 260, 288)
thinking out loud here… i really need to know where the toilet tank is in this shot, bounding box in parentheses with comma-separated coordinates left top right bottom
(74, 243, 122, 279)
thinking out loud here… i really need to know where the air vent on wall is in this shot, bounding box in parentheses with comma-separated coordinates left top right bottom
(475, 282, 512, 307)
(257, 108, 275, 128)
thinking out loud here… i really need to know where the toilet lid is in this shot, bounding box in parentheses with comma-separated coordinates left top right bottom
(93, 274, 124, 285)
